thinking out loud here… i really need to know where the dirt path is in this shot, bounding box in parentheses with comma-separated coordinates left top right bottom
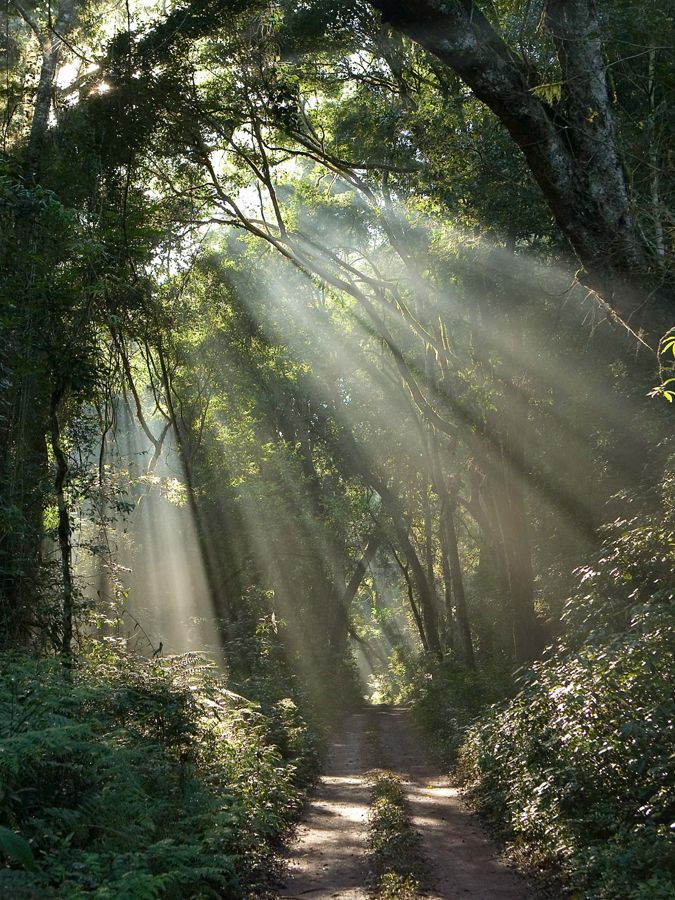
(278, 705, 535, 899)
(278, 710, 374, 899)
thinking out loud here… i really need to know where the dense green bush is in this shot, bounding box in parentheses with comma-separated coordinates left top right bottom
(458, 511, 675, 898)
(0, 642, 319, 898)
(413, 660, 514, 764)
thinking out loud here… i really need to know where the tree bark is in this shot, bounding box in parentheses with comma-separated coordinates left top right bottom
(50, 385, 74, 655)
(369, 0, 672, 341)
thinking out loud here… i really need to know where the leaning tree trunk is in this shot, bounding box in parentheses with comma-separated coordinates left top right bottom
(329, 393, 444, 657)
(329, 533, 381, 658)
(394, 553, 430, 654)
(369, 0, 672, 341)
(392, 518, 442, 657)
(353, 461, 443, 657)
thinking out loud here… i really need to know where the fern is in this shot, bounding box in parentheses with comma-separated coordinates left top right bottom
(0, 644, 317, 897)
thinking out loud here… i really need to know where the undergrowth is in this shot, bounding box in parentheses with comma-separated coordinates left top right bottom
(367, 771, 422, 899)
(409, 497, 675, 898)
(0, 641, 320, 898)
(458, 511, 675, 898)
(413, 660, 514, 765)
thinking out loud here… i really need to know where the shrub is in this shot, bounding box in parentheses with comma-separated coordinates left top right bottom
(0, 642, 318, 898)
(458, 512, 675, 897)
(414, 659, 514, 764)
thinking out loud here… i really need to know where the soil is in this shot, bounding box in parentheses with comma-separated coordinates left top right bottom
(277, 705, 538, 900)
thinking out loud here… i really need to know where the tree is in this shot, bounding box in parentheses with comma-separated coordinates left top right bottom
(366, 0, 673, 343)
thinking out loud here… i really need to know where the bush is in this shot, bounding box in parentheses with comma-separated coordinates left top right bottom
(0, 641, 319, 898)
(414, 659, 514, 764)
(458, 512, 675, 898)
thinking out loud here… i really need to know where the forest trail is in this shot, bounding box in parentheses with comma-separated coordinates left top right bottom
(278, 706, 535, 899)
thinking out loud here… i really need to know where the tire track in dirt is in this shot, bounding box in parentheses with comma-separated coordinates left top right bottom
(278, 705, 536, 899)
(375, 706, 535, 899)
(278, 710, 375, 898)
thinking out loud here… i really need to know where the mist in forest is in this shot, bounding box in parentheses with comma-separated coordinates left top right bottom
(75, 403, 218, 657)
(1, 0, 672, 895)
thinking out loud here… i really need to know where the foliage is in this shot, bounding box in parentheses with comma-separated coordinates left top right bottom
(0, 172, 103, 644)
(649, 330, 675, 403)
(457, 502, 675, 898)
(1, 0, 673, 893)
(412, 660, 515, 765)
(0, 643, 319, 898)
(368, 771, 422, 899)
(372, 646, 513, 764)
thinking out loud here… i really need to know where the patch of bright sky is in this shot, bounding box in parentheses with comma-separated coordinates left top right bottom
(55, 0, 175, 92)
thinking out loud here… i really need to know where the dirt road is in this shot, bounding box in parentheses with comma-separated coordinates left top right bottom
(278, 705, 535, 899)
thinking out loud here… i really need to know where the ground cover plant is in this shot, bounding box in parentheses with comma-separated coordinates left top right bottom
(0, 644, 319, 898)
(410, 494, 675, 898)
(367, 771, 422, 899)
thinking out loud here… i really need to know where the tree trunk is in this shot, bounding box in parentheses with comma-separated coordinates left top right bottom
(394, 519, 442, 658)
(50, 385, 73, 655)
(0, 0, 80, 641)
(26, 40, 60, 182)
(157, 346, 239, 629)
(17, 0, 79, 182)
(438, 519, 454, 651)
(330, 533, 381, 657)
(488, 466, 541, 664)
(440, 495, 475, 669)
(355, 466, 442, 657)
(395, 554, 430, 653)
(369, 0, 671, 340)
(371, 477, 442, 658)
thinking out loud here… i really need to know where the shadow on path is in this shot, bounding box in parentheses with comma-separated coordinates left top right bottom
(278, 710, 374, 899)
(376, 706, 534, 899)
(278, 706, 537, 899)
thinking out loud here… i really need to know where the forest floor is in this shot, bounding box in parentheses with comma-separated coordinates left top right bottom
(276, 705, 539, 899)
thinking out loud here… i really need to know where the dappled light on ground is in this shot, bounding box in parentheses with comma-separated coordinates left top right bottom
(281, 707, 536, 899)
(280, 711, 373, 899)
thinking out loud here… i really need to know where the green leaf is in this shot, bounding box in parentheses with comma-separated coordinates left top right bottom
(0, 827, 36, 871)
